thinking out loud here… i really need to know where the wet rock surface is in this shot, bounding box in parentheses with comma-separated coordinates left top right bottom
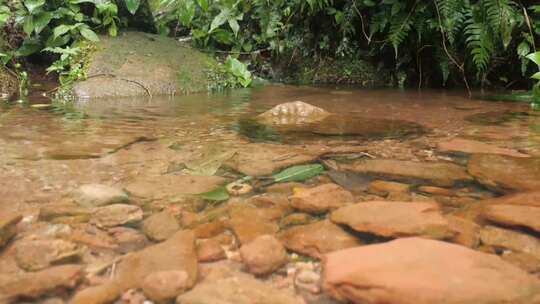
(331, 202, 454, 239)
(323, 238, 540, 304)
(290, 183, 354, 214)
(0, 213, 22, 248)
(468, 154, 540, 192)
(340, 159, 472, 186)
(240, 235, 288, 276)
(279, 220, 361, 258)
(142, 211, 180, 241)
(72, 184, 129, 207)
(91, 204, 143, 228)
(438, 138, 530, 158)
(481, 204, 540, 233)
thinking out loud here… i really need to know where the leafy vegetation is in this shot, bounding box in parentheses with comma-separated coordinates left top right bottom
(527, 51, 540, 105)
(1, 0, 539, 94)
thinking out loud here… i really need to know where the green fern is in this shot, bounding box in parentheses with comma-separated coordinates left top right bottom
(389, 14, 413, 58)
(465, 20, 494, 72)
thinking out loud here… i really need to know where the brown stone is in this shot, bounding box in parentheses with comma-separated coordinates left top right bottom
(124, 175, 227, 200)
(0, 265, 83, 301)
(91, 204, 143, 228)
(142, 270, 190, 302)
(446, 215, 480, 248)
(417, 186, 454, 196)
(468, 154, 540, 192)
(331, 202, 454, 239)
(14, 239, 81, 271)
(438, 138, 530, 158)
(257, 101, 330, 126)
(480, 191, 540, 207)
(368, 180, 410, 196)
(482, 204, 540, 233)
(72, 184, 129, 207)
(228, 205, 279, 245)
(341, 159, 472, 187)
(479, 225, 540, 259)
(280, 213, 313, 228)
(240, 235, 288, 276)
(323, 238, 540, 304)
(279, 220, 361, 259)
(176, 267, 301, 304)
(39, 204, 91, 222)
(197, 239, 226, 262)
(266, 182, 305, 195)
(0, 213, 22, 248)
(290, 183, 353, 214)
(71, 230, 198, 304)
(501, 252, 540, 273)
(108, 227, 148, 253)
(194, 220, 227, 239)
(142, 211, 180, 242)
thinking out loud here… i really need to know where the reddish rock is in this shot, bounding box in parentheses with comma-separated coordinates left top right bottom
(341, 159, 472, 186)
(0, 265, 83, 301)
(280, 213, 313, 228)
(142, 211, 180, 241)
(14, 239, 81, 271)
(71, 230, 197, 304)
(468, 154, 540, 192)
(197, 239, 226, 263)
(91, 204, 143, 228)
(108, 227, 148, 253)
(479, 225, 540, 259)
(279, 220, 361, 259)
(266, 182, 305, 195)
(480, 191, 540, 207)
(438, 138, 530, 158)
(323, 238, 540, 304)
(482, 204, 540, 233)
(194, 220, 227, 239)
(368, 180, 410, 196)
(240, 235, 288, 276)
(290, 183, 354, 214)
(446, 215, 480, 248)
(0, 213, 22, 248)
(331, 202, 454, 239)
(501, 252, 540, 273)
(257, 101, 330, 126)
(228, 205, 279, 245)
(124, 175, 227, 200)
(418, 186, 455, 197)
(142, 270, 190, 302)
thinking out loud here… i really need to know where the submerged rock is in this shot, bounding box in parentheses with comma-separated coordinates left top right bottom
(71, 230, 197, 304)
(330, 202, 454, 239)
(228, 205, 279, 245)
(72, 184, 129, 208)
(239, 235, 288, 276)
(176, 267, 301, 304)
(479, 191, 540, 207)
(0, 213, 22, 248)
(279, 220, 361, 259)
(468, 154, 540, 192)
(197, 239, 226, 263)
(482, 204, 540, 233)
(0, 265, 83, 301)
(91, 204, 143, 228)
(72, 31, 220, 99)
(142, 270, 191, 302)
(340, 159, 472, 187)
(290, 183, 354, 214)
(124, 175, 226, 200)
(438, 138, 529, 158)
(479, 225, 540, 259)
(14, 239, 81, 271)
(142, 211, 180, 242)
(323, 238, 540, 304)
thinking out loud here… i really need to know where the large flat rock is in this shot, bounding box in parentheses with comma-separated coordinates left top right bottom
(323, 238, 540, 304)
(468, 154, 540, 192)
(331, 201, 454, 239)
(340, 159, 472, 187)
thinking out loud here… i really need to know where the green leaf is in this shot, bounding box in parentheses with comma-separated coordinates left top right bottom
(531, 72, 540, 80)
(24, 0, 45, 13)
(53, 24, 72, 39)
(124, 0, 141, 15)
(80, 27, 99, 42)
(228, 18, 239, 36)
(200, 187, 229, 201)
(526, 52, 540, 67)
(196, 0, 209, 12)
(23, 16, 34, 35)
(272, 164, 325, 183)
(210, 8, 231, 33)
(16, 39, 42, 56)
(32, 12, 53, 34)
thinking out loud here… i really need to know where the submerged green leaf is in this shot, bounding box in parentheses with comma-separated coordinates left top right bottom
(200, 187, 230, 201)
(272, 164, 325, 183)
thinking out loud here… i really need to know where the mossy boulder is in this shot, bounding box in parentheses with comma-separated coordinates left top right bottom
(72, 31, 220, 99)
(0, 65, 17, 100)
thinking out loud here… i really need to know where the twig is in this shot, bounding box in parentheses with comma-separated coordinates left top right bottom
(87, 73, 153, 98)
(433, 0, 471, 97)
(352, 2, 372, 44)
(520, 2, 537, 52)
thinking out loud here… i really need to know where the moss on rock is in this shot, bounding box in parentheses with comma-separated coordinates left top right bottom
(72, 31, 222, 99)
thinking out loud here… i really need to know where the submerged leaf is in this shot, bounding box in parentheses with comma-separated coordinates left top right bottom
(200, 187, 229, 201)
(272, 164, 325, 183)
(184, 147, 236, 176)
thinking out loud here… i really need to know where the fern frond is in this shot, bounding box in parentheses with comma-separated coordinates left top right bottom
(465, 21, 494, 72)
(482, 0, 518, 49)
(389, 14, 413, 58)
